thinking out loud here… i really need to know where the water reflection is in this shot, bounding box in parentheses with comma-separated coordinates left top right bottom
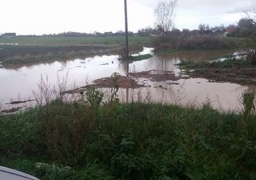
(0, 47, 251, 113)
(104, 78, 245, 112)
(163, 50, 242, 62)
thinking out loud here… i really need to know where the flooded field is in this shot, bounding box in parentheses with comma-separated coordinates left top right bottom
(0, 48, 249, 113)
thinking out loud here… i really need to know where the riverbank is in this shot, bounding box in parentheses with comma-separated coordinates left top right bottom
(178, 57, 256, 86)
(0, 45, 122, 65)
(0, 35, 152, 66)
(1, 99, 256, 179)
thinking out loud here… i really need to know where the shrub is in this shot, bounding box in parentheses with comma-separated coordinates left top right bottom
(153, 34, 239, 52)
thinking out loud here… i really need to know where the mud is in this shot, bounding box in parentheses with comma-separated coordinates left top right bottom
(92, 76, 145, 88)
(61, 75, 146, 95)
(187, 67, 256, 85)
(1, 107, 23, 114)
(6, 99, 35, 105)
(61, 70, 180, 95)
(129, 70, 179, 82)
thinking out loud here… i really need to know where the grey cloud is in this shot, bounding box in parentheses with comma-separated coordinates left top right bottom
(136, 0, 253, 13)
(226, 4, 254, 14)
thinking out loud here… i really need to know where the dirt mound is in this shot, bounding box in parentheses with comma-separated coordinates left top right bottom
(129, 70, 179, 82)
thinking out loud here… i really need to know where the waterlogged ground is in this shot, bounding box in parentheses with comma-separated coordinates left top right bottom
(0, 48, 250, 113)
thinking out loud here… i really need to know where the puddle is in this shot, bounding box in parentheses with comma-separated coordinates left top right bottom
(0, 47, 250, 113)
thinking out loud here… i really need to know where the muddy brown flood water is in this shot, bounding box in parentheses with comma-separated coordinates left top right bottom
(0, 48, 250, 113)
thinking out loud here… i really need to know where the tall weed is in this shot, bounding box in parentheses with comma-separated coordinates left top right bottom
(1, 88, 256, 179)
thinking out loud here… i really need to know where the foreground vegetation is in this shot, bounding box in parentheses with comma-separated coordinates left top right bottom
(1, 89, 256, 179)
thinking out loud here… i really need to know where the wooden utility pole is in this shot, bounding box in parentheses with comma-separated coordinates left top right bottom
(124, 0, 129, 59)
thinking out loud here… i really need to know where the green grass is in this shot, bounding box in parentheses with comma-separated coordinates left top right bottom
(178, 57, 250, 69)
(0, 45, 118, 65)
(133, 54, 153, 61)
(0, 36, 152, 46)
(0, 36, 152, 65)
(1, 97, 256, 179)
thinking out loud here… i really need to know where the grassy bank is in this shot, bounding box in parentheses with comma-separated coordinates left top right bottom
(0, 36, 152, 65)
(0, 45, 118, 65)
(1, 96, 256, 179)
(178, 57, 256, 85)
(0, 36, 152, 46)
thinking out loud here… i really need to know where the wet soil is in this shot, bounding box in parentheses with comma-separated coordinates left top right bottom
(1, 107, 23, 114)
(129, 70, 179, 82)
(92, 76, 145, 88)
(61, 75, 146, 95)
(1, 99, 36, 114)
(61, 70, 179, 95)
(6, 99, 35, 105)
(186, 66, 256, 85)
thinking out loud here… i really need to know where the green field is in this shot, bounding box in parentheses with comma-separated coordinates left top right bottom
(0, 35, 152, 65)
(0, 35, 152, 46)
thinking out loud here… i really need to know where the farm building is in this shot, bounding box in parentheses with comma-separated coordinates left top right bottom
(2, 33, 16, 38)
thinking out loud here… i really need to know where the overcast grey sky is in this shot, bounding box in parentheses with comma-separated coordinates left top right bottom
(0, 0, 253, 35)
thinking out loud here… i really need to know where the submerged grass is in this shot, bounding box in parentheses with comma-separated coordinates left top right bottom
(133, 54, 153, 61)
(1, 95, 256, 179)
(178, 57, 250, 69)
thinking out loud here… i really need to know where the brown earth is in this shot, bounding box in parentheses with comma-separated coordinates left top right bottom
(187, 67, 256, 85)
(129, 70, 179, 82)
(92, 76, 145, 88)
(61, 70, 179, 95)
(61, 75, 146, 95)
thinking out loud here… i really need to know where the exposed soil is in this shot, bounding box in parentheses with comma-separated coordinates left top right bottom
(186, 67, 256, 85)
(61, 75, 146, 95)
(61, 70, 179, 95)
(6, 99, 35, 105)
(1, 99, 36, 114)
(129, 70, 179, 82)
(1, 107, 23, 114)
(92, 76, 145, 88)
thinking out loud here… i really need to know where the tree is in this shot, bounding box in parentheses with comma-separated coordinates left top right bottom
(182, 28, 191, 36)
(238, 18, 254, 28)
(198, 24, 210, 34)
(243, 2, 256, 65)
(137, 26, 154, 36)
(154, 0, 177, 33)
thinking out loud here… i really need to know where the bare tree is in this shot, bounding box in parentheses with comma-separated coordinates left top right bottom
(154, 0, 178, 33)
(244, 0, 256, 65)
(245, 0, 256, 24)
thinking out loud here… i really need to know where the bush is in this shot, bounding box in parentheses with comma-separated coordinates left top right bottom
(153, 34, 239, 52)
(1, 100, 256, 179)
